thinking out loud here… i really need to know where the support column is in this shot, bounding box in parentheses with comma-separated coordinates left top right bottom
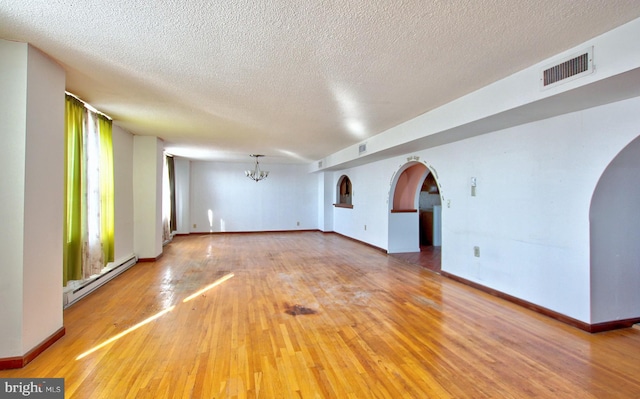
(0, 40, 66, 368)
(133, 136, 164, 260)
(317, 172, 334, 232)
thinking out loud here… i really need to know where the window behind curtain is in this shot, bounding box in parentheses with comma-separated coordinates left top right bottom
(63, 93, 114, 286)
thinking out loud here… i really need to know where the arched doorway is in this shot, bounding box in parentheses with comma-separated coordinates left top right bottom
(590, 134, 640, 325)
(388, 160, 442, 271)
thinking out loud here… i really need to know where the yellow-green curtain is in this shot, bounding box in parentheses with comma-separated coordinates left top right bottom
(98, 115, 114, 264)
(63, 95, 85, 285)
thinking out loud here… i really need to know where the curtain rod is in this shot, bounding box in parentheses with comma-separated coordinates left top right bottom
(65, 91, 112, 121)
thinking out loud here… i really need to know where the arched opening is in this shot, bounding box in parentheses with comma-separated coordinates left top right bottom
(335, 175, 353, 208)
(590, 134, 640, 326)
(388, 161, 442, 272)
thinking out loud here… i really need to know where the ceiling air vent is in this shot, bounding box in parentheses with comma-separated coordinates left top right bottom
(541, 47, 593, 89)
(358, 143, 367, 155)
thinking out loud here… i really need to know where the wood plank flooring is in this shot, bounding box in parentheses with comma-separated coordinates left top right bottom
(2, 232, 640, 398)
(390, 245, 441, 273)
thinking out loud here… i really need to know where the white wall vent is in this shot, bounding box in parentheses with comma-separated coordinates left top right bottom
(541, 47, 593, 89)
(358, 143, 367, 155)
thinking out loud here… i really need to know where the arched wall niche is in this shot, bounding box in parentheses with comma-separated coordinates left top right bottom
(334, 175, 353, 208)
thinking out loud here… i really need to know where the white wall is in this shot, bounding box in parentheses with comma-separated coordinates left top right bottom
(590, 134, 640, 323)
(112, 124, 134, 262)
(436, 98, 640, 323)
(189, 161, 317, 232)
(328, 96, 640, 323)
(0, 41, 65, 357)
(330, 161, 390, 250)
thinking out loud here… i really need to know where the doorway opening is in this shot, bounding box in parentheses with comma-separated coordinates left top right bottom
(589, 134, 640, 325)
(388, 161, 442, 272)
(415, 172, 442, 272)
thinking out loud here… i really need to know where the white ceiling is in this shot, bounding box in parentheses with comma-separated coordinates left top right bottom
(3, 1, 640, 164)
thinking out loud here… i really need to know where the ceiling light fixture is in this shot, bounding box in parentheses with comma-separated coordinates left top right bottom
(245, 154, 269, 182)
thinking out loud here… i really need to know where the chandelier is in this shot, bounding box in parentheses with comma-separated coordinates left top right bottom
(245, 154, 269, 182)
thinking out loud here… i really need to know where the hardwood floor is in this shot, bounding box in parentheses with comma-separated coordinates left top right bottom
(390, 245, 441, 273)
(2, 232, 640, 398)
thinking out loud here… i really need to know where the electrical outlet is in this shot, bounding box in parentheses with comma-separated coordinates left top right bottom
(193, 224, 197, 228)
(364, 224, 367, 231)
(297, 221, 300, 226)
(474, 246, 480, 257)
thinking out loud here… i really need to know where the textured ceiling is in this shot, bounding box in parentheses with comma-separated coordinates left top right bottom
(3, 1, 640, 163)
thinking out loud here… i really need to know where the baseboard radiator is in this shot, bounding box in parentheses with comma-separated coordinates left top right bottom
(63, 254, 138, 308)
